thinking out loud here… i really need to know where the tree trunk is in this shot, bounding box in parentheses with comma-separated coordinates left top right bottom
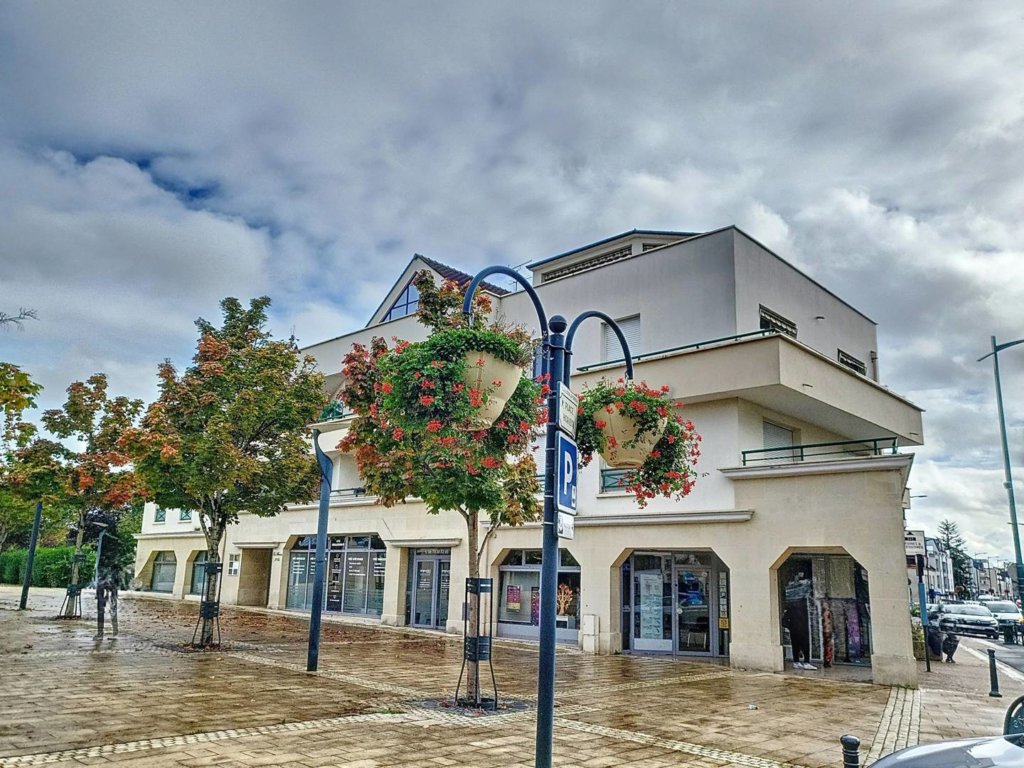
(197, 528, 222, 647)
(465, 508, 480, 704)
(64, 515, 86, 618)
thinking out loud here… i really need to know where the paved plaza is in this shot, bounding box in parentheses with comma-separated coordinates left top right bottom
(1, 586, 1021, 767)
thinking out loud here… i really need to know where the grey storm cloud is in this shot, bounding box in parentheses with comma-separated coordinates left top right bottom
(1, 1, 1023, 557)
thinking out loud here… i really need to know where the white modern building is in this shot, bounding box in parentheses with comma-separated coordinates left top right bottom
(134, 227, 924, 685)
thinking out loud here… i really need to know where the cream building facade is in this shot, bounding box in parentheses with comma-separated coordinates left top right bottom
(134, 227, 924, 686)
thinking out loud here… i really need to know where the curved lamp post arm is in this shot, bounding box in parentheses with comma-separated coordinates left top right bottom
(460, 266, 549, 341)
(979, 336, 1024, 362)
(564, 310, 636, 386)
(312, 428, 333, 483)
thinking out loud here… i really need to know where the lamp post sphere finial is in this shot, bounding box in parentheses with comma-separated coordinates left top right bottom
(550, 315, 567, 334)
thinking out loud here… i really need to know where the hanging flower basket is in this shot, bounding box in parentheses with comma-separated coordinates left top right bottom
(577, 379, 702, 507)
(596, 406, 667, 468)
(462, 350, 525, 429)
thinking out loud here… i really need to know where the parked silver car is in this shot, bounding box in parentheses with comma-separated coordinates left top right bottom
(930, 603, 999, 638)
(986, 600, 1024, 629)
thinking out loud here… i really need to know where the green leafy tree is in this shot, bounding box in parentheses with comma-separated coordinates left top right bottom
(0, 364, 45, 553)
(938, 518, 972, 596)
(340, 273, 542, 703)
(123, 297, 326, 646)
(41, 374, 144, 616)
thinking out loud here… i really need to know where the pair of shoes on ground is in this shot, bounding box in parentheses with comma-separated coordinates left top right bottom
(794, 661, 817, 670)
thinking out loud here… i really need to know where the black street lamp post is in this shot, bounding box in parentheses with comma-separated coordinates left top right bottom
(979, 336, 1024, 603)
(18, 501, 43, 610)
(307, 429, 334, 672)
(462, 266, 635, 768)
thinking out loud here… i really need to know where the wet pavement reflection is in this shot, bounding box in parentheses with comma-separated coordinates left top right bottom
(0, 587, 1015, 767)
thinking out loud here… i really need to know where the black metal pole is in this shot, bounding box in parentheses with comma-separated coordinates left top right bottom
(989, 648, 1003, 697)
(840, 735, 861, 768)
(980, 336, 1024, 604)
(306, 429, 333, 672)
(19, 502, 42, 610)
(916, 554, 930, 673)
(535, 315, 566, 768)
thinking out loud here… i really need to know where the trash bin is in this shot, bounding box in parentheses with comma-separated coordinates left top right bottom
(1004, 624, 1017, 645)
(926, 625, 943, 659)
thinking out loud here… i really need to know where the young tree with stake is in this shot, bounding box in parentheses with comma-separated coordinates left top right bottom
(123, 297, 325, 646)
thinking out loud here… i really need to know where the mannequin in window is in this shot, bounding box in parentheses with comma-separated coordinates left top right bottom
(783, 571, 814, 669)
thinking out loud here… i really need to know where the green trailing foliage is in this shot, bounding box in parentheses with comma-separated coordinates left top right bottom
(340, 272, 543, 529)
(576, 378, 702, 508)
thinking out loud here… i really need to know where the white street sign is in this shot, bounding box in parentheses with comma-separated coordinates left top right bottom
(904, 529, 926, 557)
(557, 511, 575, 540)
(558, 383, 578, 436)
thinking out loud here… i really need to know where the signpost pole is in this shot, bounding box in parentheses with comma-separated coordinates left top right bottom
(19, 502, 43, 610)
(917, 554, 930, 673)
(535, 315, 566, 768)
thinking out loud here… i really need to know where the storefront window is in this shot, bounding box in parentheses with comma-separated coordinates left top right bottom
(150, 551, 176, 593)
(189, 551, 208, 595)
(621, 551, 730, 656)
(497, 549, 580, 634)
(285, 534, 386, 615)
(779, 553, 871, 666)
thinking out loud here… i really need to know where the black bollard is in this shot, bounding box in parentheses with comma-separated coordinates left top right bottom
(989, 648, 1003, 697)
(840, 735, 861, 768)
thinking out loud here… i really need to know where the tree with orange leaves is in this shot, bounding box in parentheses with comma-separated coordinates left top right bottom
(41, 374, 144, 617)
(123, 297, 326, 646)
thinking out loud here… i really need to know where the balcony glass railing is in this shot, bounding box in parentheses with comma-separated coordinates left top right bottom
(741, 437, 898, 466)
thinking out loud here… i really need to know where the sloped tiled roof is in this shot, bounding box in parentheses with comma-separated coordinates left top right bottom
(416, 255, 511, 296)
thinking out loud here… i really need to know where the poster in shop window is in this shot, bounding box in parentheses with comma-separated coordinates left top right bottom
(530, 586, 540, 626)
(506, 584, 522, 612)
(639, 573, 664, 639)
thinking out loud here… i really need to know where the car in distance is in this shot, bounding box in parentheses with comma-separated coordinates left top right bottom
(986, 600, 1024, 630)
(930, 603, 999, 638)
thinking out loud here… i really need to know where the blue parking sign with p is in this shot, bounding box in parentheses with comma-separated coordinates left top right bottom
(555, 432, 578, 515)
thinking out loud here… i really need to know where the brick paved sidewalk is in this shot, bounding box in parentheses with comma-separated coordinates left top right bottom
(1, 586, 1021, 767)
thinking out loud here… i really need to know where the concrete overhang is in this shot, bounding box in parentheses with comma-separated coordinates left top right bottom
(571, 335, 924, 446)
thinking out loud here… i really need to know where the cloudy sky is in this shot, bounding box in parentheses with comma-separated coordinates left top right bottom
(1, 2, 1022, 560)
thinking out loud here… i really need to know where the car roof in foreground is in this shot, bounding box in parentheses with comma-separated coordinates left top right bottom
(869, 735, 1024, 767)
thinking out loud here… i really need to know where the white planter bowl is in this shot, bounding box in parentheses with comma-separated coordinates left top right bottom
(596, 407, 666, 468)
(461, 351, 524, 428)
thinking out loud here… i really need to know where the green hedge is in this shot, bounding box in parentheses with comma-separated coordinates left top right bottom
(0, 546, 96, 588)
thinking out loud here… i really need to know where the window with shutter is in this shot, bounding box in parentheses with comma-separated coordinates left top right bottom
(762, 421, 796, 463)
(602, 315, 640, 362)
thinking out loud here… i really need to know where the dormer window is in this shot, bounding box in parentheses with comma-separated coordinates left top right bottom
(383, 281, 420, 322)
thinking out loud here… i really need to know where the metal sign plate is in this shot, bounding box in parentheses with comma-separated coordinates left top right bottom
(557, 511, 575, 540)
(555, 432, 578, 516)
(558, 383, 578, 436)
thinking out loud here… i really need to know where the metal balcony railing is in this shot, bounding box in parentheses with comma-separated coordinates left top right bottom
(331, 486, 367, 499)
(319, 401, 350, 421)
(600, 468, 633, 493)
(741, 436, 899, 466)
(576, 329, 777, 372)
